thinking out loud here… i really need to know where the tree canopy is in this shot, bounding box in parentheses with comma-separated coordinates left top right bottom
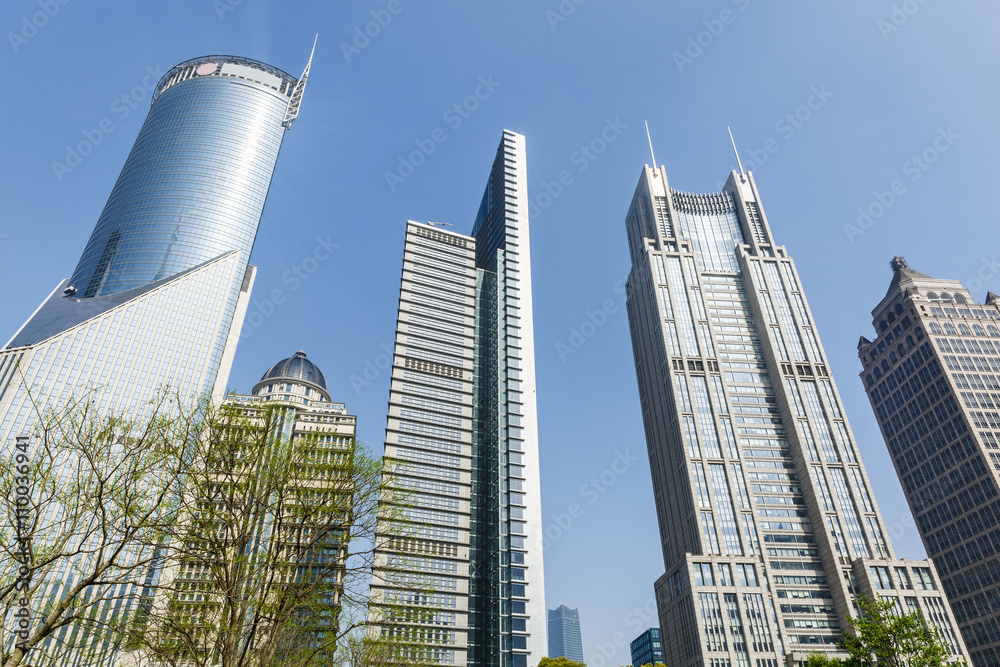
(805, 596, 962, 667)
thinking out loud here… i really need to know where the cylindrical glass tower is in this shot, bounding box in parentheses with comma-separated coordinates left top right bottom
(69, 56, 300, 298)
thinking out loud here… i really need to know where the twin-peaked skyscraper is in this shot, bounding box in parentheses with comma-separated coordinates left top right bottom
(622, 165, 969, 667)
(370, 131, 546, 667)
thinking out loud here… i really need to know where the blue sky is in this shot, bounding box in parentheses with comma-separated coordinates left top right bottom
(2, 1, 998, 664)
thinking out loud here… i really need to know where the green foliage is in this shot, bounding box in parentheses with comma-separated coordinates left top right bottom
(805, 596, 962, 667)
(539, 658, 587, 667)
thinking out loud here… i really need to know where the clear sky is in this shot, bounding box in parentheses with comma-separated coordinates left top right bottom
(2, 1, 998, 665)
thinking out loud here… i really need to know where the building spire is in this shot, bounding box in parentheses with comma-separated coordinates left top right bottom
(728, 126, 745, 177)
(644, 121, 657, 170)
(283, 34, 317, 129)
(890, 256, 908, 272)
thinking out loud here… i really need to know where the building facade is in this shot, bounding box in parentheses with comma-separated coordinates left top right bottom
(623, 164, 969, 667)
(858, 258, 1000, 667)
(0, 51, 312, 665)
(122, 351, 357, 666)
(370, 130, 546, 667)
(630, 627, 664, 667)
(547, 605, 583, 663)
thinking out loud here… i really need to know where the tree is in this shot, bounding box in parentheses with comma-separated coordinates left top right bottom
(2, 388, 424, 667)
(805, 596, 963, 667)
(1, 390, 202, 667)
(121, 399, 410, 667)
(539, 658, 587, 667)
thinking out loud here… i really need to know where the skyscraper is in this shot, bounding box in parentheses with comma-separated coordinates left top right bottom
(369, 130, 546, 667)
(858, 258, 1000, 667)
(623, 163, 969, 667)
(0, 50, 312, 665)
(630, 627, 665, 667)
(548, 605, 583, 663)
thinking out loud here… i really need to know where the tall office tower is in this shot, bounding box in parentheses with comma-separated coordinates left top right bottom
(0, 51, 312, 665)
(124, 351, 356, 665)
(858, 258, 1000, 667)
(547, 605, 583, 662)
(630, 627, 665, 667)
(623, 164, 969, 667)
(370, 130, 545, 667)
(0, 50, 312, 439)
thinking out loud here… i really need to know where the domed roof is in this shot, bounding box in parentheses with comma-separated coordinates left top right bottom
(259, 350, 327, 389)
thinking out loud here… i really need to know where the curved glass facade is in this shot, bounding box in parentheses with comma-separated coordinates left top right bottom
(69, 58, 295, 297)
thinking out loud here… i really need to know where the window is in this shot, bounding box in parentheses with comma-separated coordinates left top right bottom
(871, 566, 893, 589)
(738, 563, 758, 587)
(718, 563, 734, 586)
(894, 567, 912, 590)
(694, 563, 715, 586)
(913, 567, 935, 590)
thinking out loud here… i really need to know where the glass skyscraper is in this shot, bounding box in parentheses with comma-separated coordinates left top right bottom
(547, 605, 583, 663)
(0, 51, 311, 666)
(370, 130, 546, 667)
(858, 259, 1000, 667)
(623, 164, 969, 667)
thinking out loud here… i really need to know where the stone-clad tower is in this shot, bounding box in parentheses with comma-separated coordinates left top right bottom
(859, 258, 1000, 667)
(623, 163, 968, 667)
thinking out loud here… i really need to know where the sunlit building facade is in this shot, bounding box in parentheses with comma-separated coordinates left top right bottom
(858, 259, 1000, 667)
(370, 131, 546, 667)
(0, 51, 312, 666)
(623, 164, 969, 667)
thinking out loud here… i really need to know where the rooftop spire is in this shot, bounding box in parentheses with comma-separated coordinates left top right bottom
(890, 256, 908, 272)
(644, 121, 657, 170)
(283, 34, 317, 129)
(728, 126, 745, 177)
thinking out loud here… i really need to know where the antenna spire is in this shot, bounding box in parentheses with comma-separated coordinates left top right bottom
(644, 121, 657, 170)
(282, 34, 318, 129)
(728, 126, 745, 176)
